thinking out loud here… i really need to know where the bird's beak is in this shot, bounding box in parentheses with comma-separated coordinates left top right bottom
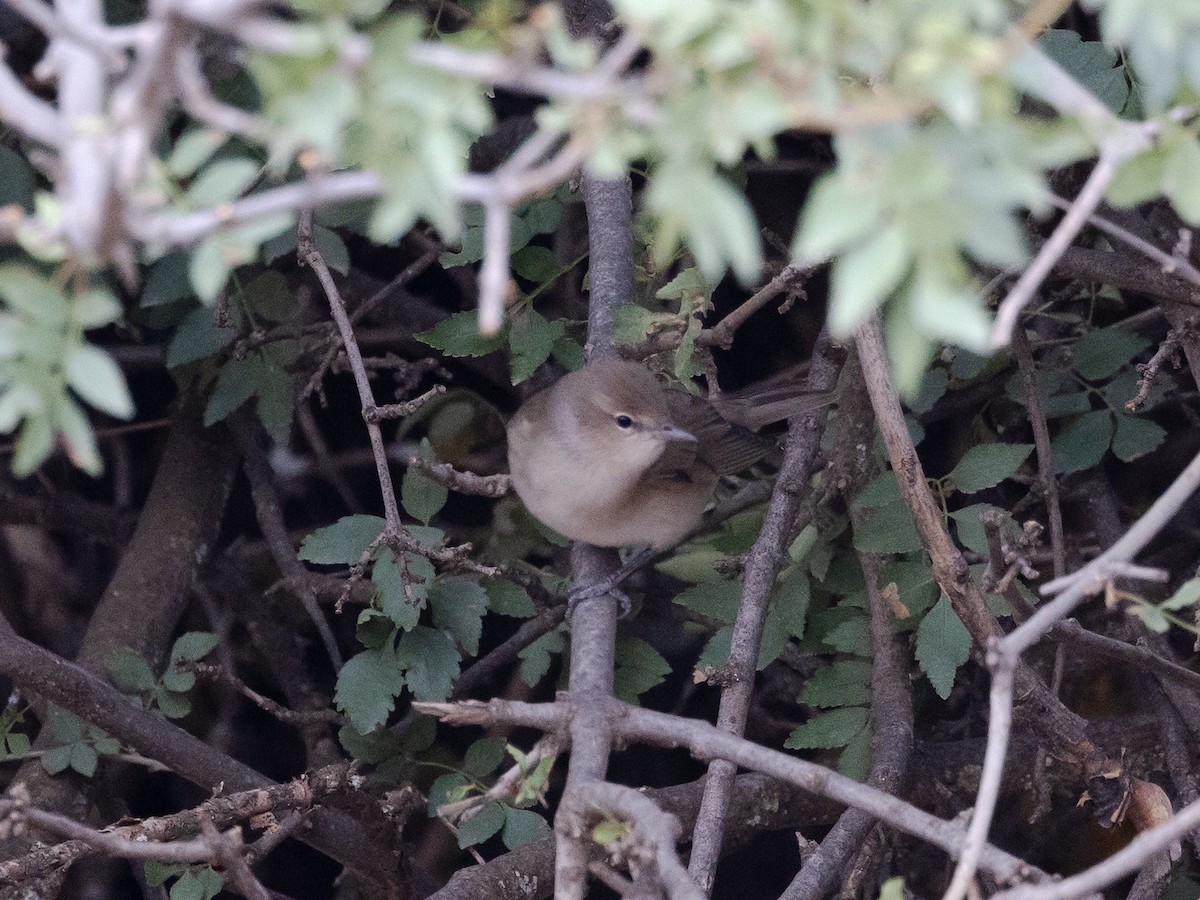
(661, 425, 696, 443)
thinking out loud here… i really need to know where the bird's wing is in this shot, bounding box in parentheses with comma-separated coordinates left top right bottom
(663, 391, 771, 476)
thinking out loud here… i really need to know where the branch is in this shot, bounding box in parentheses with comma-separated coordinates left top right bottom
(688, 331, 843, 893)
(0, 627, 391, 883)
(415, 697, 1050, 887)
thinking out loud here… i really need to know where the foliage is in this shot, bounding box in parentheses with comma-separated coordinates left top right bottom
(5, 0, 1200, 896)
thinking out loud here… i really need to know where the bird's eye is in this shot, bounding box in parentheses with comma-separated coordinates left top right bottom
(614, 414, 633, 429)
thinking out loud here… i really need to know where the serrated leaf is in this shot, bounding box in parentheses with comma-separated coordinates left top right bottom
(1051, 409, 1115, 474)
(156, 690, 192, 719)
(416, 311, 506, 358)
(800, 660, 872, 708)
(518, 629, 564, 687)
(511, 246, 559, 283)
(613, 637, 671, 703)
(852, 472, 923, 554)
(402, 467, 448, 525)
(430, 577, 488, 655)
(106, 648, 156, 694)
(428, 772, 472, 813)
(463, 736, 508, 777)
(948, 503, 1010, 557)
(166, 305, 236, 367)
(784, 706, 869, 750)
(502, 806, 552, 849)
(396, 626, 459, 701)
(673, 580, 741, 623)
(172, 632, 218, 664)
(1073, 327, 1149, 381)
(379, 547, 432, 628)
(334, 647, 405, 733)
(916, 596, 971, 699)
(509, 309, 564, 384)
(300, 515, 386, 564)
(484, 578, 535, 618)
(1111, 414, 1166, 462)
(949, 443, 1034, 494)
(458, 801, 505, 848)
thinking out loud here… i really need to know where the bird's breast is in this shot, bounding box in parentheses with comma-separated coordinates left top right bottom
(507, 416, 708, 548)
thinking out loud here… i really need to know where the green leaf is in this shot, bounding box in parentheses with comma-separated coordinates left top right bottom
(949, 504, 1010, 557)
(396, 626, 459, 701)
(335, 647, 405, 733)
(511, 246, 560, 283)
(107, 648, 156, 693)
(1111, 414, 1166, 462)
(70, 742, 98, 777)
(314, 224, 351, 275)
(0, 145, 34, 208)
(673, 580, 741, 623)
(1073, 327, 1149, 381)
(166, 306, 236, 367)
(416, 311, 506, 358)
(509, 309, 564, 384)
(428, 772, 472, 813)
(156, 690, 192, 719)
(794, 172, 881, 261)
(171, 632, 219, 664)
(948, 443, 1034, 494)
(168, 128, 227, 178)
(300, 515, 386, 564)
(502, 806, 552, 849)
(44, 706, 82, 743)
(203, 355, 259, 426)
(1163, 578, 1200, 611)
(828, 226, 910, 336)
(784, 706, 869, 750)
(0, 265, 69, 323)
(402, 468, 448, 525)
(41, 743, 72, 775)
(60, 345, 132, 422)
(144, 860, 182, 888)
(430, 578, 489, 655)
(373, 548, 422, 631)
(1051, 410, 1115, 474)
(1107, 145, 1168, 208)
(484, 579, 535, 618)
(73, 289, 122, 329)
(613, 637, 671, 703)
(838, 720, 874, 780)
(852, 472, 923, 554)
(1164, 133, 1200, 225)
(519, 629, 564, 687)
(463, 736, 508, 777)
(799, 660, 872, 708)
(458, 801, 505, 848)
(1035, 30, 1129, 113)
(916, 596, 972, 699)
(187, 158, 261, 208)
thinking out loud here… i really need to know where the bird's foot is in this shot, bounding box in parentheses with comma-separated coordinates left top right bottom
(566, 583, 631, 619)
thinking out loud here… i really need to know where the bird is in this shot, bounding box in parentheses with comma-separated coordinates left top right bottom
(506, 358, 831, 551)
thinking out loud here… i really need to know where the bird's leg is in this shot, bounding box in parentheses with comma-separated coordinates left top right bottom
(566, 546, 656, 618)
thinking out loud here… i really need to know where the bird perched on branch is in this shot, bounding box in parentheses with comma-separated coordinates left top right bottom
(506, 358, 831, 550)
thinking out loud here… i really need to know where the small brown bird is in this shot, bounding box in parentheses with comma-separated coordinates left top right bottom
(506, 358, 829, 550)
